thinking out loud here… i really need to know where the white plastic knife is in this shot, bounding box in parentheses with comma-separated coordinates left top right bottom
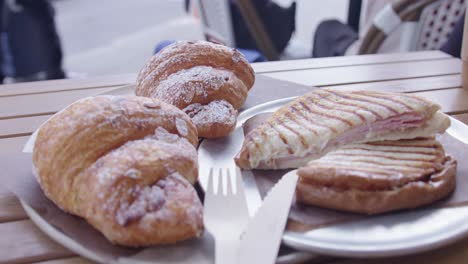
(237, 170, 299, 264)
(447, 116, 468, 145)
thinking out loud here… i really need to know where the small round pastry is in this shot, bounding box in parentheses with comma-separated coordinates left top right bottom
(33, 95, 203, 247)
(296, 138, 457, 215)
(135, 40, 255, 138)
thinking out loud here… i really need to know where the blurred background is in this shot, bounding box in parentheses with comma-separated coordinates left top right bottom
(55, 0, 346, 77)
(0, 0, 465, 82)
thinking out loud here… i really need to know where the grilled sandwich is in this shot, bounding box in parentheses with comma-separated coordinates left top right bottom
(296, 138, 457, 214)
(235, 89, 450, 169)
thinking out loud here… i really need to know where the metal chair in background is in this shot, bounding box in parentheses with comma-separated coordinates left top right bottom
(358, 0, 465, 54)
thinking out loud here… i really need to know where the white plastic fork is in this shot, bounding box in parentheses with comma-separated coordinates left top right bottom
(203, 168, 249, 264)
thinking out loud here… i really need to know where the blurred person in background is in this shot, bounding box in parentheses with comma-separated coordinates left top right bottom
(0, 0, 65, 83)
(183, 0, 296, 60)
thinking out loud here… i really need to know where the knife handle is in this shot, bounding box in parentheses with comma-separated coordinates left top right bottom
(214, 237, 239, 264)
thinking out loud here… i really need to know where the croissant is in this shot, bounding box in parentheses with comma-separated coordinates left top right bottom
(32, 95, 203, 247)
(135, 40, 255, 138)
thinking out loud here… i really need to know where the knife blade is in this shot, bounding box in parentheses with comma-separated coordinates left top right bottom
(447, 116, 468, 145)
(237, 170, 299, 264)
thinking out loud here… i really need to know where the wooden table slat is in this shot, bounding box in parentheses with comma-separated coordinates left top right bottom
(453, 113, 468, 124)
(0, 136, 31, 152)
(264, 58, 461, 87)
(327, 74, 461, 93)
(414, 88, 468, 115)
(0, 115, 50, 139)
(0, 220, 73, 264)
(0, 188, 27, 223)
(0, 87, 121, 120)
(253, 50, 451, 73)
(0, 74, 136, 98)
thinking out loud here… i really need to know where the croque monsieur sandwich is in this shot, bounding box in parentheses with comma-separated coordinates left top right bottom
(235, 89, 450, 170)
(235, 89, 456, 214)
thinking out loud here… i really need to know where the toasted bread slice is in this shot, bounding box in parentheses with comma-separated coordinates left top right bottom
(296, 138, 456, 214)
(235, 89, 450, 169)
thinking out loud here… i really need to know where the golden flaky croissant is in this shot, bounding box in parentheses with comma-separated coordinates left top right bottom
(135, 40, 255, 138)
(32, 95, 203, 247)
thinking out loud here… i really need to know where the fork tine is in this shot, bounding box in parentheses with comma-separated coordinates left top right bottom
(235, 167, 245, 196)
(207, 168, 214, 193)
(204, 168, 214, 206)
(226, 168, 234, 196)
(217, 168, 224, 195)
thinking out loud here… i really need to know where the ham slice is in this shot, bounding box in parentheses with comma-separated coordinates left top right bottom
(235, 89, 450, 169)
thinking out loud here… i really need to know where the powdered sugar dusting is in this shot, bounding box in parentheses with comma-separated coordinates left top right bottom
(175, 117, 189, 137)
(152, 127, 180, 143)
(124, 168, 141, 179)
(114, 173, 202, 230)
(147, 173, 203, 231)
(232, 49, 242, 63)
(184, 100, 237, 126)
(116, 184, 166, 226)
(151, 66, 231, 107)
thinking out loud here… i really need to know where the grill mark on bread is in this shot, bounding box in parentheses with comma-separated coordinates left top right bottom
(318, 89, 384, 120)
(244, 130, 265, 160)
(277, 119, 309, 149)
(252, 133, 264, 158)
(353, 91, 413, 111)
(330, 153, 436, 162)
(305, 164, 398, 176)
(339, 146, 438, 156)
(324, 89, 399, 115)
(305, 95, 358, 125)
(284, 111, 319, 136)
(366, 140, 439, 148)
(319, 153, 438, 169)
(269, 123, 294, 154)
(299, 101, 352, 129)
(313, 92, 366, 122)
(294, 103, 338, 134)
(316, 158, 434, 170)
(302, 96, 354, 127)
(283, 112, 312, 148)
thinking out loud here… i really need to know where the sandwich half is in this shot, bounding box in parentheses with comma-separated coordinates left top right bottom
(296, 138, 457, 214)
(235, 89, 450, 169)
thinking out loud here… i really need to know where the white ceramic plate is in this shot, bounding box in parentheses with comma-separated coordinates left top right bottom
(198, 97, 468, 258)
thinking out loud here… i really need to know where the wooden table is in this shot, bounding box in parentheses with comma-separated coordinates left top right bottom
(1, 50, 468, 264)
